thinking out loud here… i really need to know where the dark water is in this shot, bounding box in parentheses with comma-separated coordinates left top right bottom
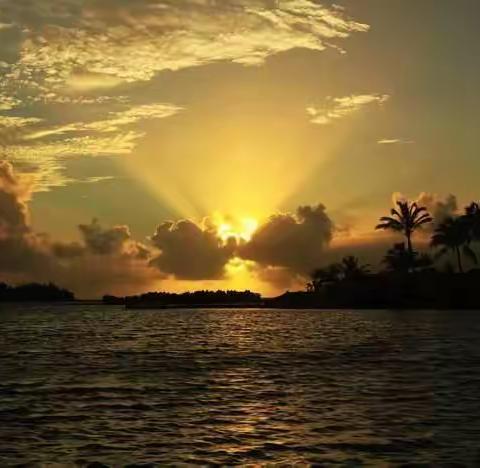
(1, 306, 480, 466)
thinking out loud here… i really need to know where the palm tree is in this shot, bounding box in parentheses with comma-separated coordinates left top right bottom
(376, 200, 432, 259)
(383, 243, 432, 273)
(308, 257, 370, 291)
(464, 202, 480, 240)
(309, 263, 342, 292)
(340, 256, 370, 280)
(430, 216, 477, 273)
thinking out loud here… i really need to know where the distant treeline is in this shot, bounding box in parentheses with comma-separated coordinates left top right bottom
(272, 270, 480, 310)
(0, 283, 75, 302)
(104, 290, 262, 307)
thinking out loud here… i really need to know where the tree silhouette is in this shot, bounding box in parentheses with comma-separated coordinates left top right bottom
(340, 256, 370, 280)
(308, 256, 370, 291)
(464, 202, 480, 240)
(383, 243, 432, 273)
(431, 216, 477, 273)
(376, 200, 432, 266)
(309, 263, 342, 292)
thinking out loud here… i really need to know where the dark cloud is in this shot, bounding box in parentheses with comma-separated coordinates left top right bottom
(0, 161, 53, 277)
(77, 218, 150, 259)
(150, 219, 235, 280)
(51, 241, 85, 259)
(0, 160, 31, 234)
(239, 204, 333, 274)
(79, 219, 131, 255)
(421, 193, 458, 225)
(254, 265, 305, 292)
(0, 161, 156, 297)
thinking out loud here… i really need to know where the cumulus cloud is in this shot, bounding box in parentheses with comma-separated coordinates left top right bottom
(0, 161, 157, 297)
(308, 94, 389, 125)
(78, 218, 150, 259)
(0, 160, 52, 278)
(239, 204, 333, 274)
(0, 160, 33, 237)
(51, 241, 85, 259)
(150, 219, 236, 280)
(415, 192, 458, 226)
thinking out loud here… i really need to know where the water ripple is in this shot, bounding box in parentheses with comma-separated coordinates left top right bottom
(1, 306, 480, 465)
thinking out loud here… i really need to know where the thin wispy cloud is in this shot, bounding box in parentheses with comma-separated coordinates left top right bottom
(24, 103, 182, 141)
(2, 103, 181, 190)
(0, 0, 369, 191)
(307, 94, 389, 125)
(378, 138, 414, 145)
(0, 116, 43, 128)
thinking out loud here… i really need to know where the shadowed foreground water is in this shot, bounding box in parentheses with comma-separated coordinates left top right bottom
(1, 306, 480, 466)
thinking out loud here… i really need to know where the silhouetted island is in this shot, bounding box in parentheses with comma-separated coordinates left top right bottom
(0, 282, 75, 302)
(105, 290, 263, 309)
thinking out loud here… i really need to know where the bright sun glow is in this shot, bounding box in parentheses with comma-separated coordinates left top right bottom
(215, 216, 259, 242)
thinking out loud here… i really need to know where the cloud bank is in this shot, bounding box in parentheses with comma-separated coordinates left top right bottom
(0, 161, 156, 296)
(0, 0, 368, 190)
(6, 164, 464, 299)
(0, 162, 340, 295)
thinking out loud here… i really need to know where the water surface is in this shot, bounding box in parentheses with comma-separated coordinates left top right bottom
(1, 306, 480, 465)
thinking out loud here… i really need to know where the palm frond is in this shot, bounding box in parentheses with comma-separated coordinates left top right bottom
(434, 247, 450, 261)
(463, 245, 478, 264)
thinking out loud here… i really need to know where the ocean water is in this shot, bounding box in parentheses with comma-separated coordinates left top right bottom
(1, 305, 480, 466)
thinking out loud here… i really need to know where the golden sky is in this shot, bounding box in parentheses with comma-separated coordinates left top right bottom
(0, 0, 479, 297)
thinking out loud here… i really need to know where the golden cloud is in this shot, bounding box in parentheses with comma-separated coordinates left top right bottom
(308, 94, 389, 125)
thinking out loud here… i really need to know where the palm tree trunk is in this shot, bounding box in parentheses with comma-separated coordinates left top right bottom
(456, 247, 464, 273)
(406, 232, 414, 271)
(406, 232, 413, 255)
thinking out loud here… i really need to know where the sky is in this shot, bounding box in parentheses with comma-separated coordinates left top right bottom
(0, 0, 479, 298)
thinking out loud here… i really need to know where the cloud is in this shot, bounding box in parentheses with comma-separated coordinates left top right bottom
(0, 160, 32, 237)
(51, 241, 85, 259)
(0, 0, 368, 191)
(78, 218, 150, 259)
(378, 138, 414, 145)
(24, 103, 182, 141)
(0, 116, 42, 128)
(0, 161, 53, 279)
(150, 219, 236, 280)
(2, 102, 181, 191)
(0, 94, 21, 111)
(239, 204, 333, 274)
(390, 192, 458, 237)
(253, 265, 305, 291)
(0, 161, 158, 297)
(66, 71, 125, 92)
(308, 94, 389, 125)
(415, 192, 458, 226)
(3, 131, 143, 191)
(2, 0, 368, 92)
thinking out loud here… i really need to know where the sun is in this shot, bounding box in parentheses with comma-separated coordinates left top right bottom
(215, 215, 259, 242)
